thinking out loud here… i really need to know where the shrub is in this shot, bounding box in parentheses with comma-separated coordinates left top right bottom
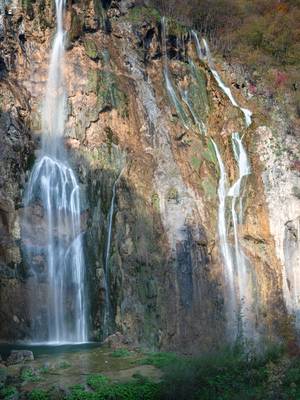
(27, 388, 49, 400)
(0, 386, 18, 400)
(21, 368, 41, 382)
(87, 374, 109, 391)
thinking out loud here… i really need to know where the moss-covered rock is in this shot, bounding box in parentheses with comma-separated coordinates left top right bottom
(69, 10, 84, 42)
(126, 6, 160, 25)
(84, 38, 100, 60)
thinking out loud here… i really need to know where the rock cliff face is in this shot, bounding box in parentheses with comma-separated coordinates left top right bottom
(0, 0, 298, 353)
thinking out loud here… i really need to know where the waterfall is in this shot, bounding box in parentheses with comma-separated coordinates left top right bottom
(227, 133, 256, 338)
(211, 139, 238, 339)
(103, 167, 124, 337)
(161, 17, 190, 130)
(22, 0, 87, 343)
(192, 32, 252, 128)
(181, 86, 206, 135)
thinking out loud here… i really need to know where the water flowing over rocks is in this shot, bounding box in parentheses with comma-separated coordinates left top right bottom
(0, 0, 298, 353)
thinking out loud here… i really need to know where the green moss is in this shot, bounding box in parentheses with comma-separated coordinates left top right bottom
(86, 69, 128, 117)
(165, 17, 188, 37)
(93, 64, 128, 116)
(69, 11, 83, 42)
(58, 360, 71, 369)
(188, 61, 210, 122)
(126, 6, 160, 25)
(111, 349, 131, 358)
(201, 177, 217, 200)
(84, 39, 100, 60)
(190, 155, 201, 171)
(203, 140, 218, 167)
(93, 0, 106, 29)
(138, 352, 179, 369)
(151, 193, 160, 212)
(167, 187, 179, 202)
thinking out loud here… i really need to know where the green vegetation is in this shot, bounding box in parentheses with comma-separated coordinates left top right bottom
(27, 388, 49, 400)
(138, 352, 179, 368)
(190, 155, 201, 171)
(111, 348, 131, 358)
(58, 360, 71, 369)
(21, 368, 41, 382)
(202, 176, 217, 200)
(126, 6, 161, 25)
(84, 39, 100, 60)
(148, 0, 300, 114)
(0, 386, 18, 400)
(87, 374, 109, 390)
(4, 345, 300, 399)
(67, 377, 159, 400)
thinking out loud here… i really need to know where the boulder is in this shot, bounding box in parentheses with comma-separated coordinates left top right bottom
(6, 350, 34, 365)
(103, 331, 132, 349)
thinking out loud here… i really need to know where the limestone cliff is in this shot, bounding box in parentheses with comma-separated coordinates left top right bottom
(0, 0, 298, 353)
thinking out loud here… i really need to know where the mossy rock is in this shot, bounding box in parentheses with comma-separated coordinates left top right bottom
(69, 10, 83, 42)
(126, 6, 160, 25)
(201, 176, 217, 200)
(151, 193, 160, 212)
(84, 39, 100, 61)
(98, 71, 128, 116)
(187, 61, 209, 123)
(93, 0, 106, 29)
(190, 155, 201, 171)
(203, 139, 219, 168)
(165, 17, 188, 38)
(167, 187, 179, 202)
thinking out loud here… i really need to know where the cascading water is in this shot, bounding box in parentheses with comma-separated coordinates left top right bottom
(192, 32, 252, 128)
(161, 17, 190, 130)
(191, 30, 256, 339)
(22, 0, 87, 343)
(211, 139, 238, 339)
(227, 133, 256, 338)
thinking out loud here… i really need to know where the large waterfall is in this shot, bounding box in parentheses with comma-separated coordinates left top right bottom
(22, 0, 87, 343)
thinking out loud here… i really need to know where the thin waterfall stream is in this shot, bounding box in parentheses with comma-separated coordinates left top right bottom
(192, 32, 252, 128)
(191, 31, 256, 339)
(103, 166, 125, 337)
(161, 17, 190, 130)
(211, 139, 238, 338)
(22, 0, 87, 343)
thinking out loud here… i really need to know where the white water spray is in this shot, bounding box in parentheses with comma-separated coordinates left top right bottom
(23, 0, 87, 343)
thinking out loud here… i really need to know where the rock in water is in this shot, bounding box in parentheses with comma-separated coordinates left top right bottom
(6, 350, 34, 365)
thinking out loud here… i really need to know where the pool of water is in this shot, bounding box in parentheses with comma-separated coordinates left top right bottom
(0, 342, 101, 360)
